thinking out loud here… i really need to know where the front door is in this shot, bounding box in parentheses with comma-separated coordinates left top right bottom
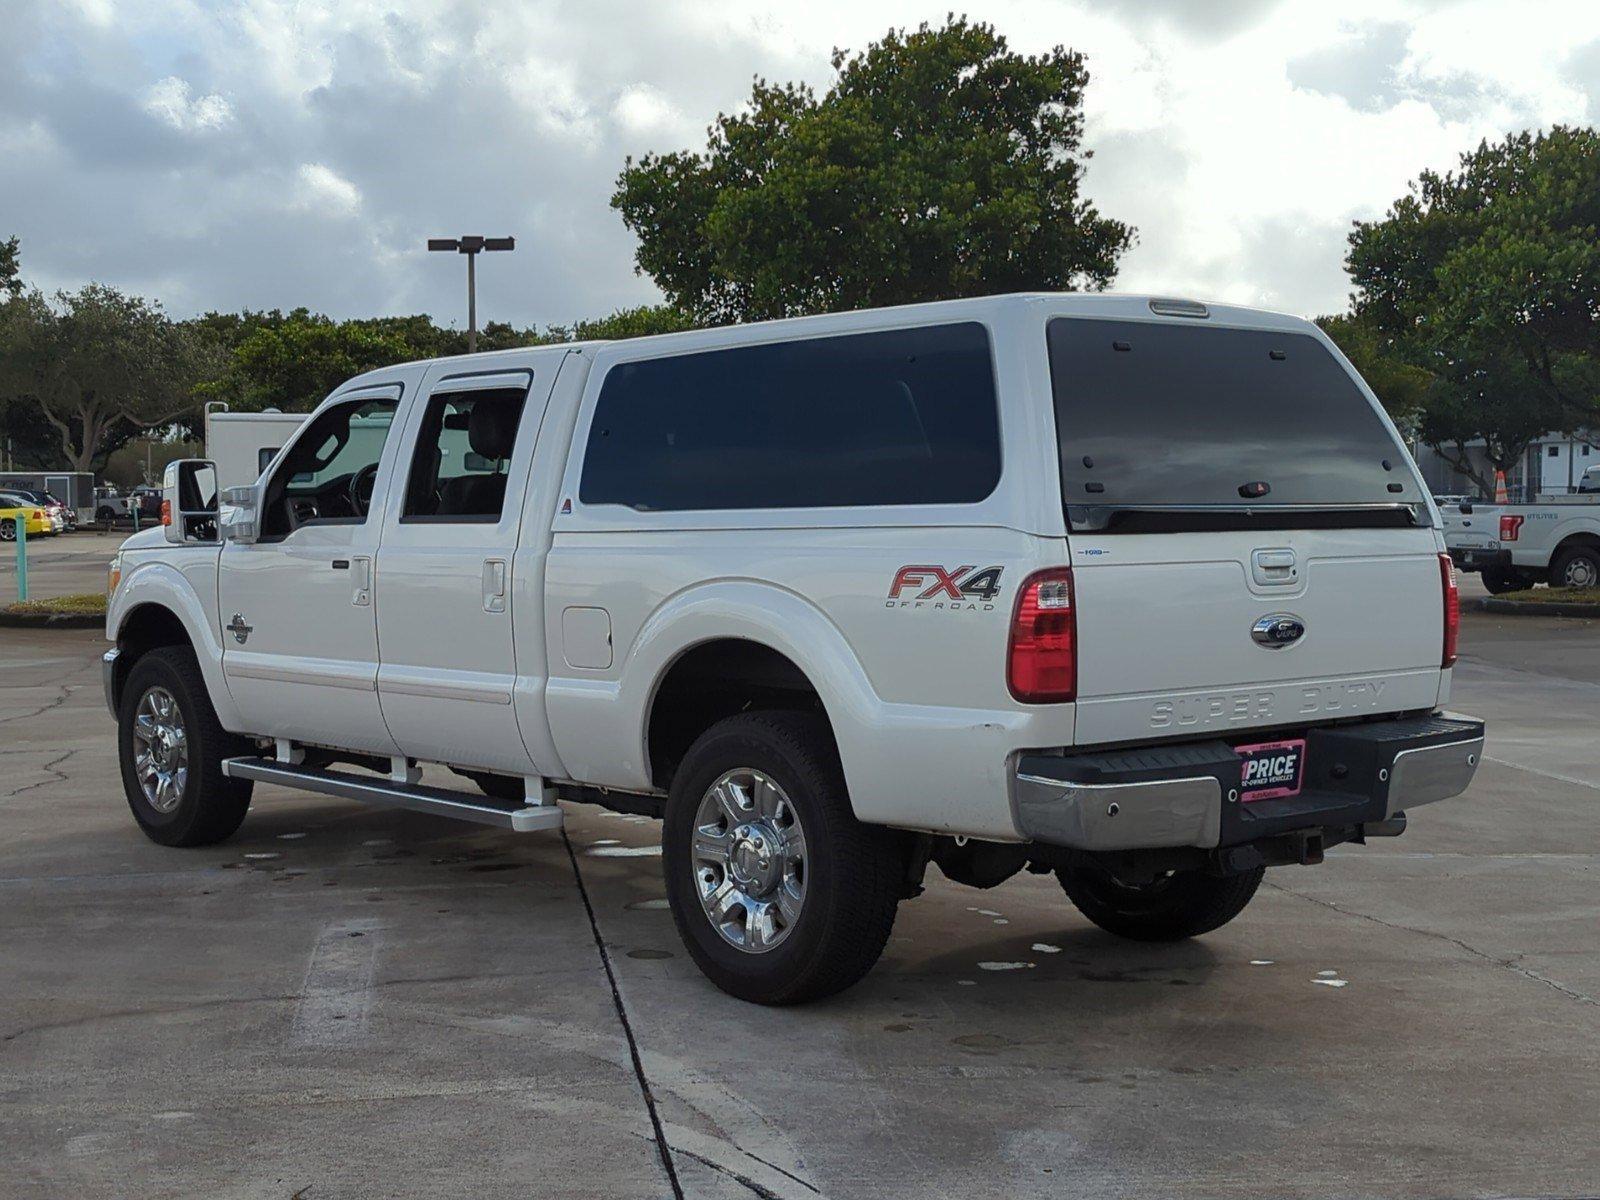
(218, 388, 404, 756)
(374, 369, 552, 775)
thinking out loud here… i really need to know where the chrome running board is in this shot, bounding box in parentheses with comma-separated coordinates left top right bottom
(221, 756, 564, 832)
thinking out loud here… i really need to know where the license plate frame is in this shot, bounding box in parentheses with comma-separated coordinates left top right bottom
(1235, 737, 1307, 801)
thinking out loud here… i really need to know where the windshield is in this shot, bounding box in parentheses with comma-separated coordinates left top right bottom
(1047, 318, 1421, 533)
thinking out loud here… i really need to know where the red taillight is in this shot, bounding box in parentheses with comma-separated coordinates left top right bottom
(1499, 514, 1524, 541)
(1008, 567, 1076, 702)
(1439, 553, 1459, 668)
(160, 499, 172, 527)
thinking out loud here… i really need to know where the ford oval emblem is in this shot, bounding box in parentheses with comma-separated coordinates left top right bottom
(1251, 613, 1305, 649)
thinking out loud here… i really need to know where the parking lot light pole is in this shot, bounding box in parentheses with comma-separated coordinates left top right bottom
(428, 236, 515, 354)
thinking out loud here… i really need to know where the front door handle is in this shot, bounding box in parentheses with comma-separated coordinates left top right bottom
(351, 556, 371, 606)
(483, 558, 507, 613)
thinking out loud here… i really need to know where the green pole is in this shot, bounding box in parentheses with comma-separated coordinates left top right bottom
(14, 515, 26, 603)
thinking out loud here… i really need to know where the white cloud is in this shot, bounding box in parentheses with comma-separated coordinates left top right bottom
(296, 163, 362, 214)
(612, 84, 682, 137)
(2, 0, 1597, 326)
(141, 76, 233, 132)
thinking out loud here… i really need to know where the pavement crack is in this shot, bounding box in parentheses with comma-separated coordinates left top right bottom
(0, 683, 75, 727)
(1266, 880, 1599, 1008)
(3, 748, 78, 798)
(563, 825, 685, 1200)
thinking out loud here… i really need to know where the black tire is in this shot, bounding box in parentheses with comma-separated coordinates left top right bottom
(118, 645, 253, 847)
(662, 711, 903, 1005)
(1480, 567, 1520, 595)
(1056, 862, 1264, 942)
(1551, 544, 1600, 590)
(0, 521, 14, 541)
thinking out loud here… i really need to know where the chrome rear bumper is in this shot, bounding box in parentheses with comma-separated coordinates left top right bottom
(1014, 712, 1484, 852)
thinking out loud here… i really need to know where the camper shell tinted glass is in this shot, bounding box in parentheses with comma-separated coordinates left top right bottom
(579, 322, 1001, 512)
(1048, 318, 1422, 533)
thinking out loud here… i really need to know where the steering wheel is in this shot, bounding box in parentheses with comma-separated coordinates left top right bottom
(348, 462, 380, 517)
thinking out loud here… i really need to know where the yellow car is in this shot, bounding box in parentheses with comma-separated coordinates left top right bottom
(0, 498, 53, 541)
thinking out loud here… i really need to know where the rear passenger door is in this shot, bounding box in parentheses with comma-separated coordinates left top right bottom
(374, 369, 551, 776)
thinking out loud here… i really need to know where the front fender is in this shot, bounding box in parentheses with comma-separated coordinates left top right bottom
(109, 556, 243, 731)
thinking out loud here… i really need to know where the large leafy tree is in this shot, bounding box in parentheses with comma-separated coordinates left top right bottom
(613, 17, 1134, 323)
(1317, 312, 1434, 431)
(221, 313, 419, 411)
(0, 284, 209, 472)
(1346, 126, 1600, 493)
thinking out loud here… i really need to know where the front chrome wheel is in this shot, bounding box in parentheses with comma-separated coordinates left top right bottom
(132, 686, 188, 813)
(691, 768, 807, 953)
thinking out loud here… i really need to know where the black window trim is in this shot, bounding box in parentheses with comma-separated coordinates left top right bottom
(397, 370, 535, 527)
(576, 319, 1006, 516)
(262, 384, 403, 542)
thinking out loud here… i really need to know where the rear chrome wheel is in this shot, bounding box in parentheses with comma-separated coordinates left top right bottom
(131, 686, 189, 814)
(662, 712, 902, 1004)
(691, 768, 808, 954)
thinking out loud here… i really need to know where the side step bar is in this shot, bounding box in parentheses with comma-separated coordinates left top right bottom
(222, 756, 564, 832)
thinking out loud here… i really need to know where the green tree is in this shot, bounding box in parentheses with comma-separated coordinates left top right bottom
(102, 434, 204, 490)
(613, 17, 1134, 323)
(0, 236, 21, 300)
(1316, 313, 1434, 430)
(0, 284, 207, 471)
(548, 304, 699, 342)
(1346, 126, 1600, 492)
(217, 313, 421, 411)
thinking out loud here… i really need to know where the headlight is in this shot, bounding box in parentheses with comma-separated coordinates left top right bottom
(108, 553, 122, 597)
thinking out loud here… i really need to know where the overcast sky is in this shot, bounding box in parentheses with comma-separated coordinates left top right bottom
(3, 0, 1597, 331)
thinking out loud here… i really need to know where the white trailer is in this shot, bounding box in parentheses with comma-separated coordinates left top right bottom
(204, 407, 308, 493)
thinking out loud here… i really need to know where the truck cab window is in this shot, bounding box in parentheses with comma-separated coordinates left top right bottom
(260, 398, 398, 539)
(402, 387, 529, 522)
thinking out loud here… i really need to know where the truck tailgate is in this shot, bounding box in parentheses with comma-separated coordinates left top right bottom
(1070, 529, 1445, 745)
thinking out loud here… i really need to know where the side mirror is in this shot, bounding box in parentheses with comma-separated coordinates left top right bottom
(1458, 502, 1473, 514)
(220, 483, 261, 544)
(161, 460, 220, 544)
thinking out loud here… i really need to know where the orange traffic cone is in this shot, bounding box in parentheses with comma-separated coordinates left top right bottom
(1494, 469, 1509, 503)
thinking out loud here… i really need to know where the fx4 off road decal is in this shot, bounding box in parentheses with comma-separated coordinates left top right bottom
(886, 565, 1004, 612)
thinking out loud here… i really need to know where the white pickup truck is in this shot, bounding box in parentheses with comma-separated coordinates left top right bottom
(1444, 494, 1600, 592)
(104, 293, 1484, 1003)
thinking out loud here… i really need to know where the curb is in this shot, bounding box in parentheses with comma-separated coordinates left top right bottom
(1478, 597, 1600, 619)
(0, 610, 105, 629)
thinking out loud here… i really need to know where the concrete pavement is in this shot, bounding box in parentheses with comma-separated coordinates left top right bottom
(1, 604, 1596, 1198)
(0, 531, 123, 605)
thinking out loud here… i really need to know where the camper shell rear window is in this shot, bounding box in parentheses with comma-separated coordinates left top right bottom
(1047, 318, 1422, 533)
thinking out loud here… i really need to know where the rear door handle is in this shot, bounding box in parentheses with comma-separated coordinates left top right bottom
(483, 558, 507, 613)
